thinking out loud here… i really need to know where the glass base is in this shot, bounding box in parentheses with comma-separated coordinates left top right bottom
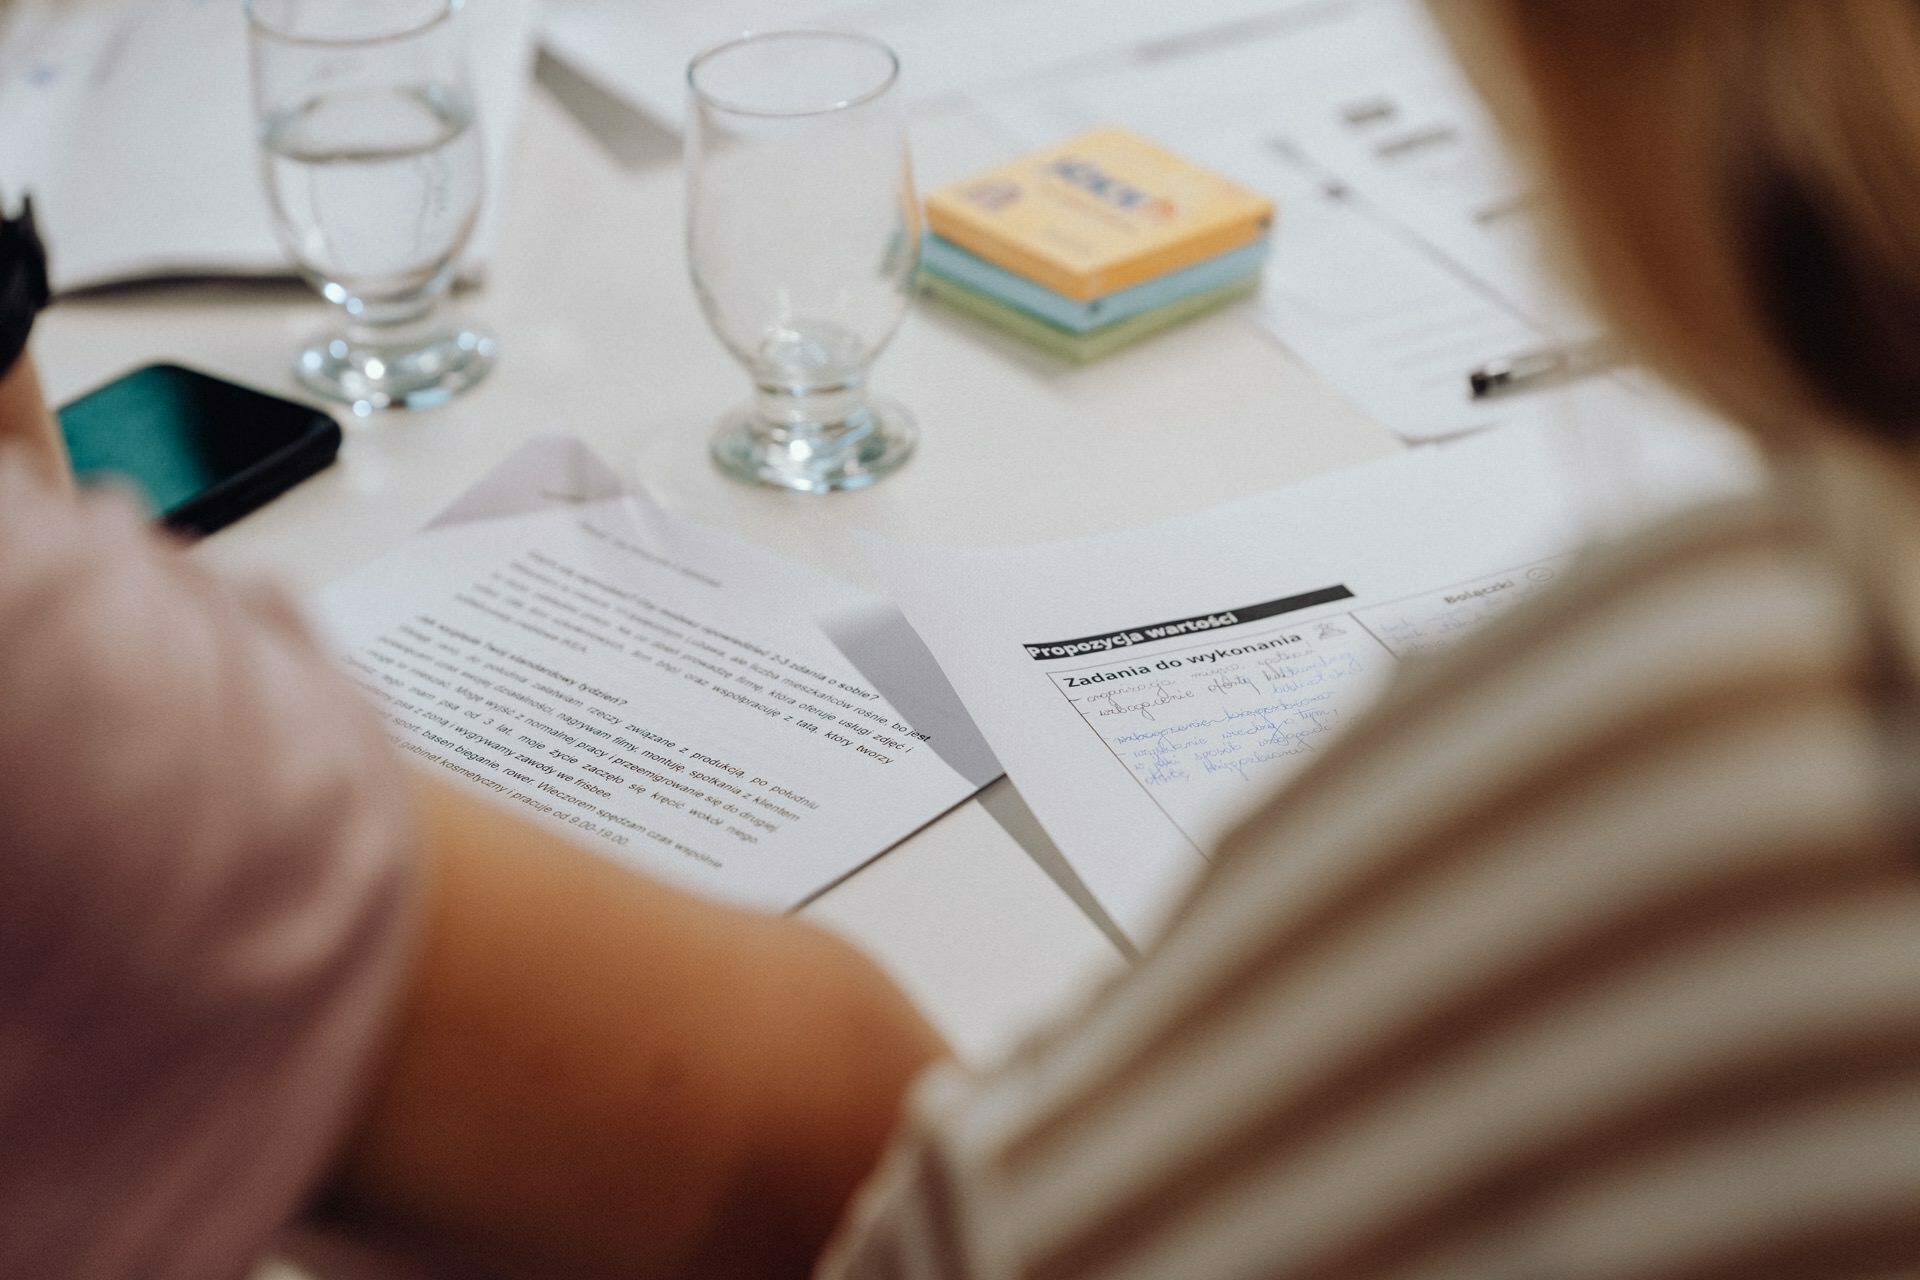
(294, 326, 497, 416)
(710, 397, 916, 493)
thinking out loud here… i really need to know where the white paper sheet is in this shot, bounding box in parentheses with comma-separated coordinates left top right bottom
(877, 410, 1763, 943)
(315, 438, 998, 912)
(538, 0, 1324, 128)
(0, 0, 536, 293)
(965, 0, 1606, 442)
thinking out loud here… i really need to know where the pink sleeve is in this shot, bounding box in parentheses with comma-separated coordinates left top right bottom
(0, 454, 422, 1280)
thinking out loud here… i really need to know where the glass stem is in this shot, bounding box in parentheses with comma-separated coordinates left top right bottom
(345, 296, 438, 351)
(751, 372, 874, 445)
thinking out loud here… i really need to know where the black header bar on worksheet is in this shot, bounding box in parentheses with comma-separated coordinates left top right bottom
(1023, 585, 1355, 662)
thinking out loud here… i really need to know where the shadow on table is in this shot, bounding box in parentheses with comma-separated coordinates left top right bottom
(818, 603, 1135, 957)
(535, 51, 681, 173)
(976, 779, 1137, 960)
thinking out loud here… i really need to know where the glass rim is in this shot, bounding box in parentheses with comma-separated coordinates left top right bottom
(243, 0, 462, 48)
(686, 29, 901, 120)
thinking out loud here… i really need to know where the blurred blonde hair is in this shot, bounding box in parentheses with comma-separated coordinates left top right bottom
(1434, 0, 1920, 449)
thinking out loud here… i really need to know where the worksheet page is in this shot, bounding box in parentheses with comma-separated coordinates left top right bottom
(317, 442, 998, 911)
(1026, 552, 1578, 858)
(879, 409, 1761, 942)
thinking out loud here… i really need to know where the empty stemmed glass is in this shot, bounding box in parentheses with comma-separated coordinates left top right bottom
(686, 31, 920, 493)
(247, 0, 495, 415)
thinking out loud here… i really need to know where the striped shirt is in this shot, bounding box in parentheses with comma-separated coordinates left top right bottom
(821, 443, 1920, 1280)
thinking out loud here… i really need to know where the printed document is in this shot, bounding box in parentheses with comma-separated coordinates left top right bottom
(878, 416, 1760, 942)
(969, 0, 1607, 442)
(539, 0, 1323, 128)
(317, 439, 997, 912)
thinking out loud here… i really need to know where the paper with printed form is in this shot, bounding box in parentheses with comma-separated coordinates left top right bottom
(878, 417, 1762, 943)
(316, 439, 997, 912)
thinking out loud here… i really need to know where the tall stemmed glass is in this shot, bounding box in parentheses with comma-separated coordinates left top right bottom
(247, 0, 495, 415)
(687, 31, 919, 493)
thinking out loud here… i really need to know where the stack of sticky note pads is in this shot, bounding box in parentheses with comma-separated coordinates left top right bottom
(920, 126, 1274, 361)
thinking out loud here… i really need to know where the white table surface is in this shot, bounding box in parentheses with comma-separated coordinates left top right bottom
(32, 72, 1402, 1064)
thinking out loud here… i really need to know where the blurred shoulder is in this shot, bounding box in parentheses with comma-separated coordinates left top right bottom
(0, 447, 424, 1278)
(0, 444, 415, 968)
(1181, 481, 1889, 986)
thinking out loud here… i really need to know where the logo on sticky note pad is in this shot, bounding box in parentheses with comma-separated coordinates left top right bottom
(961, 179, 1022, 212)
(1045, 156, 1177, 222)
(925, 125, 1274, 302)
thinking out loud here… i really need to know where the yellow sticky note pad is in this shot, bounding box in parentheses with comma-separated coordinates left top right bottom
(925, 125, 1275, 302)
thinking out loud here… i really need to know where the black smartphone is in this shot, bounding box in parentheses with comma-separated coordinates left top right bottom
(58, 363, 341, 537)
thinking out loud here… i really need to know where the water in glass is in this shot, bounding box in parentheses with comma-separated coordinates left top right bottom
(262, 83, 482, 309)
(247, 0, 495, 415)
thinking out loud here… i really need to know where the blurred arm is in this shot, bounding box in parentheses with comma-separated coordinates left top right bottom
(331, 773, 949, 1279)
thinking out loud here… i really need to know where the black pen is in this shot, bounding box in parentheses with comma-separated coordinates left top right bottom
(1468, 339, 1619, 400)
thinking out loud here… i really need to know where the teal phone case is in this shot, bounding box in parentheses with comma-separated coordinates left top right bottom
(58, 363, 340, 536)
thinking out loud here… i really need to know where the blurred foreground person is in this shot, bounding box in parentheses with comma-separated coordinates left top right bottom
(9, 1, 1920, 1277)
(0, 208, 942, 1274)
(819, 4, 1920, 1277)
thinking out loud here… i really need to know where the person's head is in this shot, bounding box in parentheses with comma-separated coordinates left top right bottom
(1436, 0, 1920, 452)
